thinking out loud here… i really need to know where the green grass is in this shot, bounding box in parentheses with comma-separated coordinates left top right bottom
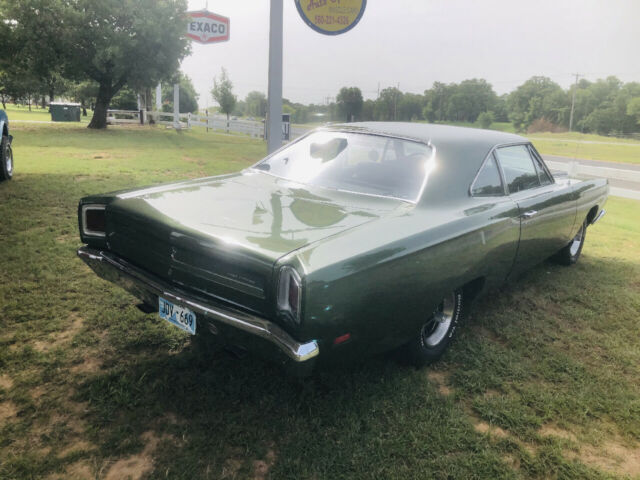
(1, 124, 640, 479)
(528, 133, 640, 165)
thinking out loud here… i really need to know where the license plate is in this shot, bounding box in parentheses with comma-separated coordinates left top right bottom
(158, 297, 196, 335)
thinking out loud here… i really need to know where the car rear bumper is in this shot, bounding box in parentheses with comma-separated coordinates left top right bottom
(77, 246, 320, 363)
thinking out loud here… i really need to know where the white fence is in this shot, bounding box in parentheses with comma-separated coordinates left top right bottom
(546, 159, 640, 200)
(106, 110, 277, 139)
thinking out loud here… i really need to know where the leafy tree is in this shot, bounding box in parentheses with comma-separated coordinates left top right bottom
(336, 87, 363, 122)
(68, 81, 99, 115)
(245, 91, 267, 118)
(162, 73, 199, 113)
(1, 0, 190, 128)
(398, 93, 424, 121)
(376, 87, 402, 121)
(508, 76, 566, 131)
(211, 68, 237, 120)
(627, 97, 640, 125)
(110, 87, 139, 110)
(477, 111, 494, 129)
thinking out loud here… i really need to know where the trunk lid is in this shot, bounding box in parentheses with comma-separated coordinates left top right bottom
(105, 171, 407, 314)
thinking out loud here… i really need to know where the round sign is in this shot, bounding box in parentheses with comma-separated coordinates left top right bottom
(294, 0, 366, 36)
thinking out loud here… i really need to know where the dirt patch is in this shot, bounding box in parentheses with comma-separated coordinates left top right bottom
(33, 313, 84, 352)
(104, 431, 170, 480)
(474, 421, 509, 438)
(572, 438, 640, 477)
(0, 401, 18, 422)
(539, 424, 577, 442)
(427, 370, 452, 396)
(70, 356, 102, 375)
(183, 156, 206, 166)
(253, 448, 277, 480)
(0, 374, 14, 390)
(46, 460, 94, 480)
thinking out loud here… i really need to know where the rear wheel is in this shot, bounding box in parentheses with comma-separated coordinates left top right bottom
(553, 218, 587, 266)
(404, 290, 464, 366)
(0, 136, 13, 181)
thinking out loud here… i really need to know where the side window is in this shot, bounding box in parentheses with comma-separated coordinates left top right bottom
(471, 153, 504, 196)
(528, 146, 553, 186)
(495, 145, 540, 193)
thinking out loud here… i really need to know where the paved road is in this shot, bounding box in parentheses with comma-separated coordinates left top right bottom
(543, 155, 640, 172)
(542, 155, 640, 200)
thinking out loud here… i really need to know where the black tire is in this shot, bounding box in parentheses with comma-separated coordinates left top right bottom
(404, 289, 464, 366)
(553, 218, 587, 266)
(0, 135, 13, 181)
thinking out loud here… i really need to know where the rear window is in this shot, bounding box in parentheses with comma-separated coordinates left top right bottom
(254, 131, 434, 202)
(495, 145, 540, 193)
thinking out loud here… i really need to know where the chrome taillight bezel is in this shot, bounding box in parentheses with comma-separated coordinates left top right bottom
(277, 266, 302, 324)
(81, 204, 106, 237)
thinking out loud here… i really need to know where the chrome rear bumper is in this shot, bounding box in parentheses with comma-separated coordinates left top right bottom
(77, 247, 320, 362)
(591, 208, 606, 224)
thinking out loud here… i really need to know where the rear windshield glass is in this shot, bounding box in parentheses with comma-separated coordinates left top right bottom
(254, 131, 433, 202)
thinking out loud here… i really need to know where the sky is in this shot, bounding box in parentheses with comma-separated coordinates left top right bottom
(181, 0, 640, 108)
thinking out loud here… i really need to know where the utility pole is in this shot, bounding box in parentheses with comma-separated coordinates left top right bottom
(569, 73, 582, 132)
(267, 0, 283, 154)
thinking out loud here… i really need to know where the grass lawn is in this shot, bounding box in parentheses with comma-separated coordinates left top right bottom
(529, 133, 640, 165)
(1, 123, 640, 479)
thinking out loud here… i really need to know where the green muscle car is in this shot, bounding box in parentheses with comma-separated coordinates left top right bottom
(77, 123, 608, 371)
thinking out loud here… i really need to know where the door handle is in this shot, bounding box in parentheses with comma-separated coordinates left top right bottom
(521, 210, 538, 219)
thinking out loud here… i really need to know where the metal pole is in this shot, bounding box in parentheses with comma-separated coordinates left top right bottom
(569, 73, 581, 132)
(267, 0, 283, 154)
(173, 83, 180, 130)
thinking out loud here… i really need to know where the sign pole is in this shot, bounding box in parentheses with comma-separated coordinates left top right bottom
(267, 0, 283, 154)
(173, 83, 180, 130)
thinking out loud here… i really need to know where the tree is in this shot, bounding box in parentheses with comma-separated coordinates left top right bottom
(336, 87, 363, 122)
(627, 97, 640, 125)
(211, 68, 236, 120)
(508, 76, 566, 131)
(477, 111, 494, 129)
(162, 73, 199, 113)
(376, 87, 402, 121)
(2, 0, 190, 128)
(245, 91, 267, 118)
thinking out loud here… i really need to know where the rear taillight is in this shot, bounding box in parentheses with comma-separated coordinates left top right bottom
(277, 266, 302, 324)
(81, 204, 106, 237)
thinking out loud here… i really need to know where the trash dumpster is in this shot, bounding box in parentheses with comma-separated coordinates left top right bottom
(50, 102, 81, 122)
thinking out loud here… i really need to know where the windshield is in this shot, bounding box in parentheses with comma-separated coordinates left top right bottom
(254, 131, 433, 202)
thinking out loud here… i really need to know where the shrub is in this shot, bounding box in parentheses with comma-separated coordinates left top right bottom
(527, 118, 567, 133)
(477, 111, 494, 129)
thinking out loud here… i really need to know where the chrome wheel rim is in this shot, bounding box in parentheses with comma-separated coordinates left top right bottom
(569, 224, 584, 256)
(5, 145, 12, 176)
(421, 292, 455, 347)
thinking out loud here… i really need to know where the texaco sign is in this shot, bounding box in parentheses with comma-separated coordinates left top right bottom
(186, 10, 230, 44)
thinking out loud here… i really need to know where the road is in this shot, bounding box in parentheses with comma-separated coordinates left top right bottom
(543, 155, 640, 200)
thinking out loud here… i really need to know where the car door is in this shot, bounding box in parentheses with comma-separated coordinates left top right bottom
(495, 144, 577, 278)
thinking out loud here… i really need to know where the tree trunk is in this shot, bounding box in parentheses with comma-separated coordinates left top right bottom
(49, 86, 54, 104)
(1, 95, 5, 110)
(88, 82, 113, 129)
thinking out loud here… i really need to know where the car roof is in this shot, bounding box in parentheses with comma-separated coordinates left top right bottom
(328, 121, 527, 151)
(324, 122, 530, 204)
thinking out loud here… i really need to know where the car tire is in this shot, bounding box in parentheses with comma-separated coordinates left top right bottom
(553, 218, 587, 266)
(404, 289, 464, 366)
(0, 135, 13, 181)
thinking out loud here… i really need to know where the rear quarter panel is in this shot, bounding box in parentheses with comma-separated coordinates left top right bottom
(295, 196, 520, 353)
(573, 178, 609, 235)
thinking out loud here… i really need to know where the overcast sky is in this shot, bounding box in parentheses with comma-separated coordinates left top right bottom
(182, 0, 640, 108)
